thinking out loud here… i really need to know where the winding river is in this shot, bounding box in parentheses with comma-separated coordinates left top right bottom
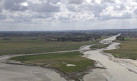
(83, 34, 137, 81)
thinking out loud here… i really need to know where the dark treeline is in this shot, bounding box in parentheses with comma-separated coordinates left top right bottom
(115, 29, 137, 40)
(57, 35, 101, 42)
(0, 29, 137, 42)
(0, 31, 103, 42)
(116, 36, 125, 41)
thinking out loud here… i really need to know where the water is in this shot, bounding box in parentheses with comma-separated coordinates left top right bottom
(83, 34, 137, 81)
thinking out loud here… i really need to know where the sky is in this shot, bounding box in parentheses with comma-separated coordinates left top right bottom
(0, 0, 137, 31)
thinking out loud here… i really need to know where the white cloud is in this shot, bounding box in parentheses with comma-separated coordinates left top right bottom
(21, 2, 28, 6)
(0, 0, 137, 30)
(1, 0, 137, 22)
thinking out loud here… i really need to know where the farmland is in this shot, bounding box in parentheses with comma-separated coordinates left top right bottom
(0, 31, 102, 55)
(0, 40, 93, 55)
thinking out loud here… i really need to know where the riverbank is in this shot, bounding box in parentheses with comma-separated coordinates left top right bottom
(0, 60, 67, 81)
(104, 38, 137, 60)
(83, 34, 137, 81)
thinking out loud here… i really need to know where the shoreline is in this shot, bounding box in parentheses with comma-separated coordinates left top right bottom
(83, 34, 137, 81)
(5, 58, 99, 81)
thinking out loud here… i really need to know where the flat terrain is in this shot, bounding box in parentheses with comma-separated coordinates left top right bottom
(0, 63, 66, 81)
(0, 36, 96, 81)
(0, 38, 94, 55)
(104, 38, 137, 60)
(90, 44, 109, 49)
(11, 51, 94, 73)
(2, 34, 137, 81)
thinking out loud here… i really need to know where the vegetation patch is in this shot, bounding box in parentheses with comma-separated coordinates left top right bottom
(104, 38, 137, 60)
(90, 44, 109, 49)
(0, 32, 107, 55)
(0, 41, 94, 55)
(11, 51, 94, 81)
(11, 51, 94, 73)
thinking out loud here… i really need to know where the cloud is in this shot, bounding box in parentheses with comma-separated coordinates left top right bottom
(29, 2, 60, 12)
(28, 0, 61, 12)
(4, 0, 28, 11)
(68, 0, 83, 4)
(0, 0, 137, 30)
(0, 14, 6, 19)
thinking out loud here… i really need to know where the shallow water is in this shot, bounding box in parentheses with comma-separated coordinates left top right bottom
(83, 34, 137, 81)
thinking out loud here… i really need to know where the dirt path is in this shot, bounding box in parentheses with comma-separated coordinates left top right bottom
(83, 34, 137, 81)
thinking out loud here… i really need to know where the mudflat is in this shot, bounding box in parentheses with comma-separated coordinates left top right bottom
(0, 61, 66, 81)
(83, 34, 137, 81)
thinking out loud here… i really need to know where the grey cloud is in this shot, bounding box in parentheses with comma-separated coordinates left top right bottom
(0, 0, 3, 12)
(29, 3, 60, 12)
(4, 0, 28, 11)
(99, 13, 132, 20)
(0, 6, 2, 13)
(134, 9, 137, 14)
(0, 14, 6, 19)
(68, 0, 83, 4)
(31, 13, 53, 18)
(46, 0, 61, 4)
(13, 17, 31, 22)
(102, 0, 115, 3)
(0, 0, 137, 23)
(3, 0, 60, 12)
(113, 5, 125, 11)
(67, 5, 81, 12)
(88, 4, 107, 17)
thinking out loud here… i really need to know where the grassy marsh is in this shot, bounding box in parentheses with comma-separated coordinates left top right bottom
(0, 40, 93, 55)
(11, 51, 94, 73)
(90, 44, 109, 49)
(104, 38, 137, 60)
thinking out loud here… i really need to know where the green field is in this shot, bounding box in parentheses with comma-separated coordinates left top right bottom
(0, 38, 94, 55)
(104, 38, 137, 60)
(11, 51, 94, 73)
